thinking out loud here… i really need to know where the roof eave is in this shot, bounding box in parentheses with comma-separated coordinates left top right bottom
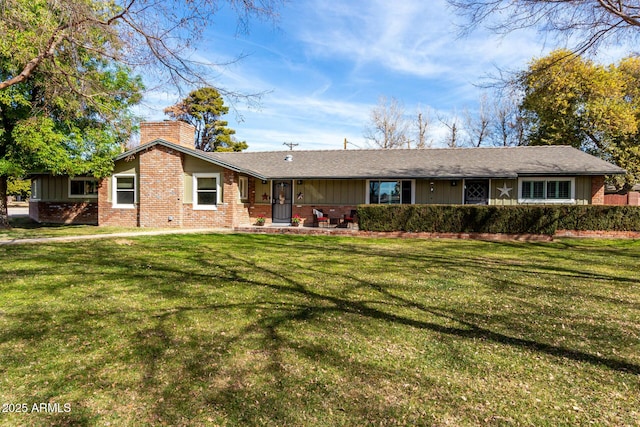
(114, 139, 268, 180)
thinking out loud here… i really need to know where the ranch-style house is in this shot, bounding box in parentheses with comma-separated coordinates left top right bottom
(28, 121, 626, 227)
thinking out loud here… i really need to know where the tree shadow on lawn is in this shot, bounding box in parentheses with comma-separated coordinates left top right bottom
(246, 254, 640, 372)
(1, 235, 639, 424)
(132, 247, 640, 424)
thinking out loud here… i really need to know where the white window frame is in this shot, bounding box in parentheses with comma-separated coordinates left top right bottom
(30, 178, 41, 201)
(518, 177, 575, 204)
(193, 173, 221, 210)
(238, 176, 249, 201)
(68, 177, 98, 198)
(365, 179, 415, 204)
(112, 174, 137, 209)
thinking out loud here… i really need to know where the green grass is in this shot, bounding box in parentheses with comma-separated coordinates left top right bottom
(0, 216, 166, 241)
(0, 234, 638, 426)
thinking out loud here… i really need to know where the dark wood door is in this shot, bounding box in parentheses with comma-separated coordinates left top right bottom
(464, 180, 489, 205)
(272, 180, 292, 223)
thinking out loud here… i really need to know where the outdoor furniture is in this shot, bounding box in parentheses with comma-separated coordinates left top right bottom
(313, 209, 330, 228)
(344, 210, 357, 228)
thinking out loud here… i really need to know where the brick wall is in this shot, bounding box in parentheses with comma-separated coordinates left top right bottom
(98, 144, 254, 228)
(590, 176, 605, 205)
(98, 178, 139, 226)
(140, 121, 196, 149)
(604, 191, 640, 206)
(30, 201, 98, 225)
(139, 145, 184, 227)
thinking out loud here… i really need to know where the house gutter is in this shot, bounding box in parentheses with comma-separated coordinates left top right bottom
(113, 139, 269, 181)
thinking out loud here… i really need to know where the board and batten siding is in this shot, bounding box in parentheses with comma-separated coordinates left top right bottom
(32, 174, 99, 203)
(254, 179, 271, 204)
(182, 156, 225, 204)
(297, 180, 366, 205)
(254, 179, 366, 205)
(34, 175, 68, 202)
(574, 176, 592, 205)
(490, 179, 518, 206)
(415, 179, 464, 204)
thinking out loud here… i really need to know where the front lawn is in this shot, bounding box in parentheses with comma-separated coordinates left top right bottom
(0, 234, 638, 426)
(0, 216, 153, 241)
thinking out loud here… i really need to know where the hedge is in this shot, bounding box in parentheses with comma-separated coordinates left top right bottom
(356, 205, 640, 235)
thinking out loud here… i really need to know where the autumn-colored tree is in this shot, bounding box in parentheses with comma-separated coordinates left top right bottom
(165, 87, 247, 152)
(518, 50, 640, 188)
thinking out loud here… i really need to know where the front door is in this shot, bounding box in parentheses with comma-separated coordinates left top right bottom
(272, 180, 292, 223)
(464, 180, 489, 205)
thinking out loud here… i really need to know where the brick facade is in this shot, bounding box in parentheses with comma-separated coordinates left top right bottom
(140, 121, 196, 149)
(604, 191, 640, 206)
(139, 145, 184, 227)
(590, 176, 605, 205)
(30, 201, 98, 225)
(98, 144, 252, 228)
(98, 178, 139, 227)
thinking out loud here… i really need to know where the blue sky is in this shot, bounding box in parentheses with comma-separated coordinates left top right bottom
(137, 0, 628, 151)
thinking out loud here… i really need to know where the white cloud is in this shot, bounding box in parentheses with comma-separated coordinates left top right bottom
(137, 0, 611, 151)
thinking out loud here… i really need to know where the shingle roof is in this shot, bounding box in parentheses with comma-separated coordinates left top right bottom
(204, 145, 625, 179)
(116, 141, 625, 179)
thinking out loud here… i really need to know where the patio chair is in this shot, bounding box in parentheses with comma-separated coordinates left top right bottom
(312, 209, 330, 228)
(344, 209, 357, 228)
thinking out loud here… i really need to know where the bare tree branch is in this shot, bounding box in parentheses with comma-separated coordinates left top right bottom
(1, 0, 284, 100)
(449, 0, 640, 54)
(363, 96, 411, 149)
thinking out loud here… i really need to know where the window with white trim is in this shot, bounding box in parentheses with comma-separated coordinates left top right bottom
(31, 178, 41, 200)
(518, 178, 575, 203)
(69, 177, 98, 198)
(367, 180, 414, 204)
(238, 176, 248, 201)
(193, 173, 221, 210)
(113, 175, 136, 208)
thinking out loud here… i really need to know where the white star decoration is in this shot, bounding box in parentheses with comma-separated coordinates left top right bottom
(497, 182, 513, 198)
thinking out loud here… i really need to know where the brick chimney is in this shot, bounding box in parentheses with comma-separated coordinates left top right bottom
(139, 121, 196, 149)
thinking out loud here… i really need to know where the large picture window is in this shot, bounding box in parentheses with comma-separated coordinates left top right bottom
(519, 178, 574, 203)
(113, 175, 136, 208)
(69, 177, 98, 198)
(367, 180, 413, 204)
(193, 173, 221, 210)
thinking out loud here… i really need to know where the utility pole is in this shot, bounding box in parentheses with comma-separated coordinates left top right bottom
(343, 138, 360, 150)
(283, 142, 299, 151)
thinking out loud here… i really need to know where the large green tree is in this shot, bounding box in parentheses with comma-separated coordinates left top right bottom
(0, 54, 143, 227)
(164, 87, 248, 152)
(518, 50, 640, 188)
(1, 0, 282, 227)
